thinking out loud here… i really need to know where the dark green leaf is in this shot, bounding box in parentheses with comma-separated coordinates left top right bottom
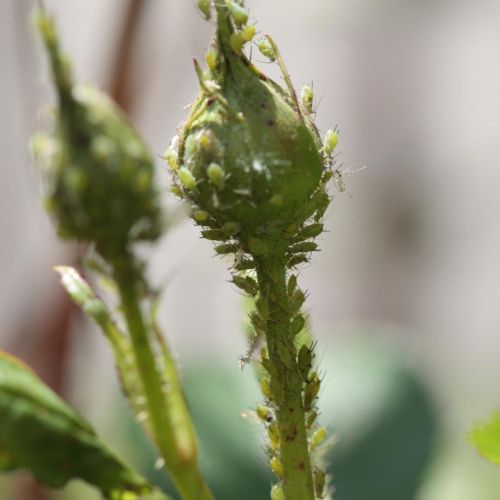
(0, 350, 159, 499)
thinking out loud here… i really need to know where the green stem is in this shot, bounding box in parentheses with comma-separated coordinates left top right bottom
(114, 261, 213, 500)
(255, 257, 315, 500)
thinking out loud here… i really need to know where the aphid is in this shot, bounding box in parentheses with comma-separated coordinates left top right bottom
(196, 0, 212, 20)
(170, 185, 183, 198)
(201, 229, 229, 241)
(234, 259, 256, 271)
(297, 344, 313, 380)
(207, 162, 225, 189)
(163, 150, 179, 171)
(306, 410, 318, 429)
(287, 275, 298, 297)
(205, 50, 218, 72)
(232, 275, 258, 296)
(290, 288, 306, 315)
(295, 223, 323, 241)
(270, 456, 284, 477)
(301, 85, 314, 114)
(260, 378, 272, 399)
(230, 32, 245, 55)
(193, 209, 210, 223)
(290, 242, 318, 254)
(270, 484, 285, 500)
(268, 423, 280, 450)
(257, 39, 276, 62)
(314, 467, 327, 499)
(310, 426, 327, 450)
(178, 167, 197, 191)
(290, 314, 306, 337)
(221, 221, 240, 236)
(226, 0, 249, 27)
(256, 404, 273, 423)
(214, 243, 238, 255)
(323, 129, 338, 157)
(303, 372, 321, 411)
(241, 24, 256, 43)
(288, 254, 309, 268)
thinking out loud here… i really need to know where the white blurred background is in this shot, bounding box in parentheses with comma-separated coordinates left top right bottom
(1, 0, 500, 498)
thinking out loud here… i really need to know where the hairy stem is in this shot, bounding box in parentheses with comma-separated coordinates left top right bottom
(255, 257, 315, 500)
(114, 260, 213, 500)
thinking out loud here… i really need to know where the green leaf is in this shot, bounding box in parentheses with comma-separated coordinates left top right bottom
(470, 411, 500, 466)
(0, 350, 159, 499)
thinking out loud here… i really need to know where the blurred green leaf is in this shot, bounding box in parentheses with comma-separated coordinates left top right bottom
(470, 412, 500, 466)
(0, 350, 164, 499)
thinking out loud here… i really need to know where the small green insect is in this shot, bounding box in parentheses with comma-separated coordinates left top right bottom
(297, 344, 313, 380)
(290, 241, 318, 254)
(314, 467, 327, 499)
(301, 85, 314, 114)
(324, 129, 338, 157)
(207, 162, 225, 189)
(241, 24, 256, 42)
(290, 314, 306, 337)
(196, 0, 212, 21)
(230, 32, 246, 55)
(270, 456, 284, 477)
(226, 0, 249, 27)
(270, 484, 285, 500)
(257, 39, 276, 62)
(205, 50, 217, 72)
(193, 209, 210, 223)
(256, 404, 273, 423)
(310, 426, 327, 450)
(178, 167, 197, 191)
(232, 275, 258, 296)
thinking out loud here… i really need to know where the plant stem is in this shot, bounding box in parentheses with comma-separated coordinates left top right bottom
(255, 257, 315, 500)
(114, 261, 213, 500)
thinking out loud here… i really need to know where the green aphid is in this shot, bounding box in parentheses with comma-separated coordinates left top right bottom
(306, 410, 318, 429)
(287, 274, 298, 297)
(230, 32, 245, 55)
(296, 223, 323, 241)
(205, 50, 218, 72)
(163, 150, 179, 171)
(241, 24, 256, 42)
(303, 372, 321, 411)
(201, 229, 229, 241)
(324, 129, 338, 157)
(297, 344, 313, 380)
(226, 0, 249, 27)
(193, 209, 210, 223)
(301, 85, 314, 114)
(257, 39, 276, 62)
(310, 427, 327, 450)
(196, 0, 212, 21)
(290, 314, 306, 337)
(268, 423, 280, 450)
(221, 221, 240, 236)
(207, 162, 225, 189)
(232, 275, 259, 296)
(270, 484, 285, 500)
(288, 254, 309, 268)
(249, 311, 266, 333)
(314, 467, 327, 499)
(290, 241, 318, 254)
(256, 404, 273, 423)
(234, 259, 256, 271)
(179, 167, 197, 191)
(270, 456, 284, 477)
(214, 243, 238, 255)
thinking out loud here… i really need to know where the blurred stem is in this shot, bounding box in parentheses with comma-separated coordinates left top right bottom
(255, 258, 314, 500)
(113, 258, 213, 500)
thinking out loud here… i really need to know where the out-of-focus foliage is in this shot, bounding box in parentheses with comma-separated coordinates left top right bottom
(469, 412, 500, 467)
(0, 351, 162, 499)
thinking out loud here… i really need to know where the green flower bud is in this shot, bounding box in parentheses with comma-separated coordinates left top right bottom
(33, 9, 162, 259)
(175, 2, 324, 251)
